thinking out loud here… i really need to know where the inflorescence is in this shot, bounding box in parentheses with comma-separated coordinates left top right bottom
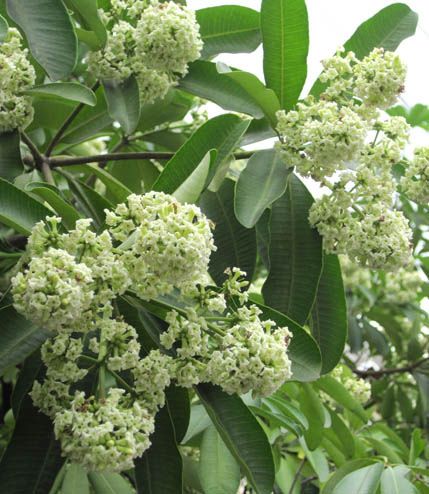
(12, 192, 293, 472)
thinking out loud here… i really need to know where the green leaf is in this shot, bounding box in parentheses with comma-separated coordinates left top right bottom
(64, 0, 107, 48)
(12, 351, 43, 417)
(0, 131, 23, 182)
(26, 184, 81, 229)
(197, 384, 275, 494)
(310, 254, 347, 374)
(0, 395, 63, 493)
(311, 4, 418, 96)
(104, 77, 141, 136)
(224, 71, 281, 128)
(300, 439, 330, 482)
(381, 467, 418, 494)
(165, 386, 190, 444)
(154, 114, 249, 194)
(235, 150, 290, 228)
(24, 82, 97, 106)
(199, 179, 257, 284)
(197, 6, 261, 59)
(314, 376, 367, 422)
(0, 305, 49, 376)
(322, 459, 379, 494)
(199, 425, 241, 494)
(181, 61, 267, 119)
(332, 463, 384, 494)
(0, 177, 52, 234)
(135, 404, 182, 494)
(0, 14, 8, 42)
(261, 0, 309, 109)
(88, 473, 135, 494)
(300, 383, 326, 450)
(6, 0, 77, 81)
(62, 464, 90, 494)
(263, 174, 323, 325)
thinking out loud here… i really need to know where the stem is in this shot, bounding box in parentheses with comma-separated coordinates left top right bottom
(20, 132, 44, 167)
(109, 370, 136, 395)
(41, 160, 55, 185)
(45, 81, 100, 157)
(97, 327, 108, 400)
(353, 357, 429, 379)
(288, 458, 305, 494)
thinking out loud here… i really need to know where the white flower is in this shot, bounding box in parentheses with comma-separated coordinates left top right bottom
(401, 147, 429, 204)
(99, 319, 141, 372)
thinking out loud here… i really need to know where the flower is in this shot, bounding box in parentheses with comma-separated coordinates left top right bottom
(401, 147, 429, 204)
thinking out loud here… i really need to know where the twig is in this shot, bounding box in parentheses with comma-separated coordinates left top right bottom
(354, 357, 429, 379)
(288, 458, 305, 494)
(20, 132, 44, 167)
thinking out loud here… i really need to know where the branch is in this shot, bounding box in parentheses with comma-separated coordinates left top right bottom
(20, 132, 44, 167)
(288, 458, 305, 494)
(353, 357, 429, 379)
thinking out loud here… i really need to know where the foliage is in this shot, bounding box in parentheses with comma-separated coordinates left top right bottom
(0, 1, 427, 493)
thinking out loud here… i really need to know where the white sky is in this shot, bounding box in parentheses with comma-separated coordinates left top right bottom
(188, 0, 429, 147)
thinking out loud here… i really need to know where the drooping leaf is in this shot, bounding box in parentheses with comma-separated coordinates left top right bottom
(322, 459, 379, 494)
(197, 384, 275, 494)
(6, 0, 77, 81)
(88, 473, 135, 494)
(198, 425, 241, 494)
(11, 351, 43, 417)
(261, 0, 309, 109)
(300, 384, 326, 450)
(154, 114, 249, 194)
(235, 149, 290, 229)
(103, 77, 141, 136)
(62, 464, 90, 494)
(165, 386, 190, 444)
(24, 82, 97, 106)
(331, 463, 384, 494)
(0, 395, 63, 493)
(310, 254, 347, 374)
(0, 177, 52, 234)
(196, 6, 261, 59)
(200, 179, 257, 284)
(0, 14, 8, 41)
(0, 131, 23, 182)
(380, 466, 418, 494)
(64, 0, 107, 48)
(263, 174, 323, 325)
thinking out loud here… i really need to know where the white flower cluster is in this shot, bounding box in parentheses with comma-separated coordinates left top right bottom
(401, 147, 429, 205)
(0, 28, 35, 132)
(329, 365, 371, 405)
(13, 193, 292, 472)
(276, 47, 413, 270)
(88, 0, 202, 104)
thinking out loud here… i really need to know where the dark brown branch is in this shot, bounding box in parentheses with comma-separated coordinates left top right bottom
(353, 357, 429, 379)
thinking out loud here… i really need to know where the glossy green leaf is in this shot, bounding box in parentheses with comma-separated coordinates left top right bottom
(197, 384, 275, 494)
(0, 14, 8, 41)
(135, 404, 182, 494)
(332, 463, 384, 494)
(165, 386, 190, 444)
(24, 82, 97, 106)
(88, 473, 135, 494)
(11, 351, 43, 417)
(200, 179, 257, 284)
(62, 464, 90, 494)
(310, 254, 347, 374)
(263, 174, 323, 325)
(154, 114, 249, 194)
(0, 305, 49, 376)
(300, 384, 326, 450)
(235, 149, 290, 229)
(300, 439, 330, 482)
(381, 466, 417, 494)
(197, 6, 261, 59)
(183, 404, 211, 444)
(65, 0, 107, 48)
(311, 4, 418, 96)
(261, 0, 309, 109)
(0, 395, 63, 493)
(0, 177, 52, 234)
(181, 61, 266, 118)
(6, 0, 77, 81)
(322, 459, 379, 494)
(199, 425, 241, 494)
(104, 76, 141, 136)
(0, 131, 23, 182)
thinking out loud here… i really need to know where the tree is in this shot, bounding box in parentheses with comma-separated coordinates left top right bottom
(0, 0, 427, 493)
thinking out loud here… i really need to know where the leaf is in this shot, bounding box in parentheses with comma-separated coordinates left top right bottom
(263, 174, 323, 325)
(26, 184, 81, 229)
(135, 404, 182, 494)
(11, 351, 43, 417)
(154, 114, 249, 194)
(300, 439, 330, 482)
(197, 384, 275, 494)
(0, 305, 49, 376)
(322, 459, 379, 494)
(64, 0, 107, 48)
(62, 464, 90, 494)
(224, 71, 280, 128)
(199, 179, 257, 284)
(104, 77, 141, 136)
(300, 384, 326, 450)
(165, 386, 190, 444)
(0, 131, 23, 182)
(235, 149, 290, 229)
(88, 473, 135, 494)
(310, 254, 347, 374)
(332, 463, 384, 494)
(181, 61, 266, 119)
(24, 82, 97, 106)
(0, 395, 63, 493)
(311, 4, 418, 96)
(198, 425, 241, 494)
(380, 466, 418, 494)
(6, 0, 77, 81)
(261, 0, 309, 109)
(0, 177, 52, 234)
(196, 6, 261, 59)
(0, 14, 8, 42)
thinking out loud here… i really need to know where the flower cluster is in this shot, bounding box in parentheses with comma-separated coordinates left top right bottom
(12, 193, 292, 472)
(276, 47, 413, 270)
(401, 147, 429, 205)
(0, 28, 36, 132)
(88, 0, 202, 104)
(328, 365, 371, 405)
